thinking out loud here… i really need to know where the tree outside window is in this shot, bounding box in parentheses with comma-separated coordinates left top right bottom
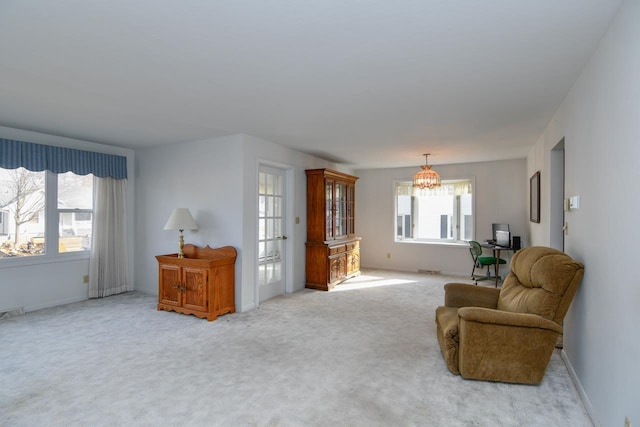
(0, 168, 93, 257)
(0, 168, 46, 256)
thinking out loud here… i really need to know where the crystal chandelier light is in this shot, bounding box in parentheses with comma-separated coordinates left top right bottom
(413, 153, 441, 189)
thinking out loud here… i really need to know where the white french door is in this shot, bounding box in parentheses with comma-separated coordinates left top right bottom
(257, 165, 287, 302)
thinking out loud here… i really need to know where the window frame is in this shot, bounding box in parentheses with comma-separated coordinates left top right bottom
(0, 169, 94, 267)
(394, 177, 475, 246)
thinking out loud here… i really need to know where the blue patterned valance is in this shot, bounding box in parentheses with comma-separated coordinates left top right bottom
(0, 138, 127, 179)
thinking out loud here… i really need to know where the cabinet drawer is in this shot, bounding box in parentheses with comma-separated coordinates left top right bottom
(329, 244, 346, 255)
(346, 241, 359, 251)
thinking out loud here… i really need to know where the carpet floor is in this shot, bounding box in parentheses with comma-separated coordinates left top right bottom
(0, 269, 593, 426)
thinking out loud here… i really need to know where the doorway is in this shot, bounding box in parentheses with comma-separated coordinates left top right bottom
(550, 138, 565, 251)
(257, 165, 288, 302)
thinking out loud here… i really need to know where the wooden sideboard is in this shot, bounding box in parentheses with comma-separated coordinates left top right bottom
(156, 244, 236, 321)
(305, 169, 361, 291)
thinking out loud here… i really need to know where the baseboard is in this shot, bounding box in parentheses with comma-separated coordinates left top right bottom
(24, 295, 88, 313)
(241, 302, 256, 312)
(561, 349, 601, 427)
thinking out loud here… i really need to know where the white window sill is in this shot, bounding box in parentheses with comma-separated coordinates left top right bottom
(0, 252, 90, 269)
(394, 239, 469, 248)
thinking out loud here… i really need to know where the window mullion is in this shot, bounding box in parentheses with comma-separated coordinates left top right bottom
(45, 170, 59, 255)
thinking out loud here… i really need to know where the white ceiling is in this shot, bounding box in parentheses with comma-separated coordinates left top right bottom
(0, 0, 622, 169)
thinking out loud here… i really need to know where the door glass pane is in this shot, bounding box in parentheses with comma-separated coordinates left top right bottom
(259, 172, 266, 194)
(274, 175, 282, 196)
(266, 196, 273, 217)
(265, 174, 273, 195)
(266, 218, 273, 239)
(273, 196, 281, 217)
(273, 218, 282, 239)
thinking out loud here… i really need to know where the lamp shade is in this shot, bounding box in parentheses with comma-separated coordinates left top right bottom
(164, 208, 198, 231)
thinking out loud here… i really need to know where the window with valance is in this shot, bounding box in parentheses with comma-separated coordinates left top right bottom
(1, 137, 131, 296)
(395, 178, 474, 243)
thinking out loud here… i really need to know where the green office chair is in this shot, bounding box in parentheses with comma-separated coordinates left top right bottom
(469, 240, 507, 285)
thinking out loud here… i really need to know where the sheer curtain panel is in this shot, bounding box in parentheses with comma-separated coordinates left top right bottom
(89, 177, 130, 298)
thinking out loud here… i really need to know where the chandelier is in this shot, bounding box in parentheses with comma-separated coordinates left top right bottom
(413, 153, 441, 189)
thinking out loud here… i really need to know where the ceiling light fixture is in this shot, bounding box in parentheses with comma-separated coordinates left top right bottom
(413, 153, 441, 189)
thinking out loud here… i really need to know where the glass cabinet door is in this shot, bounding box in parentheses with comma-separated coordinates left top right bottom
(335, 182, 347, 238)
(347, 184, 355, 235)
(326, 181, 334, 239)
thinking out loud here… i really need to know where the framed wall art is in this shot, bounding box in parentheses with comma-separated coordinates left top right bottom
(530, 171, 540, 223)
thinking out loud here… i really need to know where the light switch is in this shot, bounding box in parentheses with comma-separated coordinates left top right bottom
(569, 196, 580, 210)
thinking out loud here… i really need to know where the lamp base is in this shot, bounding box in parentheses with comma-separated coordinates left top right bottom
(178, 231, 185, 258)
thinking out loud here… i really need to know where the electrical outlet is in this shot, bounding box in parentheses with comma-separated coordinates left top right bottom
(386, 253, 391, 259)
(83, 275, 89, 284)
(625, 416, 631, 427)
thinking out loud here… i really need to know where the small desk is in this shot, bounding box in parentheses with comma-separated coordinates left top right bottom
(481, 243, 513, 286)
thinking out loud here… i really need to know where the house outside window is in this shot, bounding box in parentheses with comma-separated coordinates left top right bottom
(395, 179, 474, 244)
(58, 172, 93, 253)
(0, 167, 93, 258)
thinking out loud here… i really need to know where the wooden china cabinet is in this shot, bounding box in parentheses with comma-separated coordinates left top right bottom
(156, 244, 236, 321)
(305, 169, 361, 291)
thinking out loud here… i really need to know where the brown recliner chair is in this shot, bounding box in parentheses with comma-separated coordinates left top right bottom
(435, 246, 584, 384)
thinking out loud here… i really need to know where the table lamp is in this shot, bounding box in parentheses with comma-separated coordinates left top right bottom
(164, 208, 198, 258)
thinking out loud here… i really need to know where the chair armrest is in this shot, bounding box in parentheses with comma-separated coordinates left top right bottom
(458, 307, 563, 333)
(444, 283, 500, 309)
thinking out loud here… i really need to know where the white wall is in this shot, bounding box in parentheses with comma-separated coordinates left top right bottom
(0, 126, 135, 312)
(355, 159, 527, 276)
(527, 0, 639, 425)
(134, 134, 245, 298)
(134, 134, 333, 312)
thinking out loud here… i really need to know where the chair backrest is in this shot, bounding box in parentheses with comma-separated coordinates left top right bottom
(497, 246, 584, 324)
(469, 241, 482, 258)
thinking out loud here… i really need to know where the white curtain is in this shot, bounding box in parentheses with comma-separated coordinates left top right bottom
(396, 180, 472, 197)
(89, 177, 130, 298)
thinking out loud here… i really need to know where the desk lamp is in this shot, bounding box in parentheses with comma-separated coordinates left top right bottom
(164, 208, 198, 258)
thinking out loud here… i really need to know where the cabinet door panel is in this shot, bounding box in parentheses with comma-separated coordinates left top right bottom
(347, 249, 360, 276)
(159, 264, 181, 306)
(329, 254, 346, 283)
(182, 267, 208, 312)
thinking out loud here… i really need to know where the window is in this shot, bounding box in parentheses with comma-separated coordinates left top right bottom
(0, 167, 93, 258)
(58, 172, 94, 253)
(395, 179, 474, 244)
